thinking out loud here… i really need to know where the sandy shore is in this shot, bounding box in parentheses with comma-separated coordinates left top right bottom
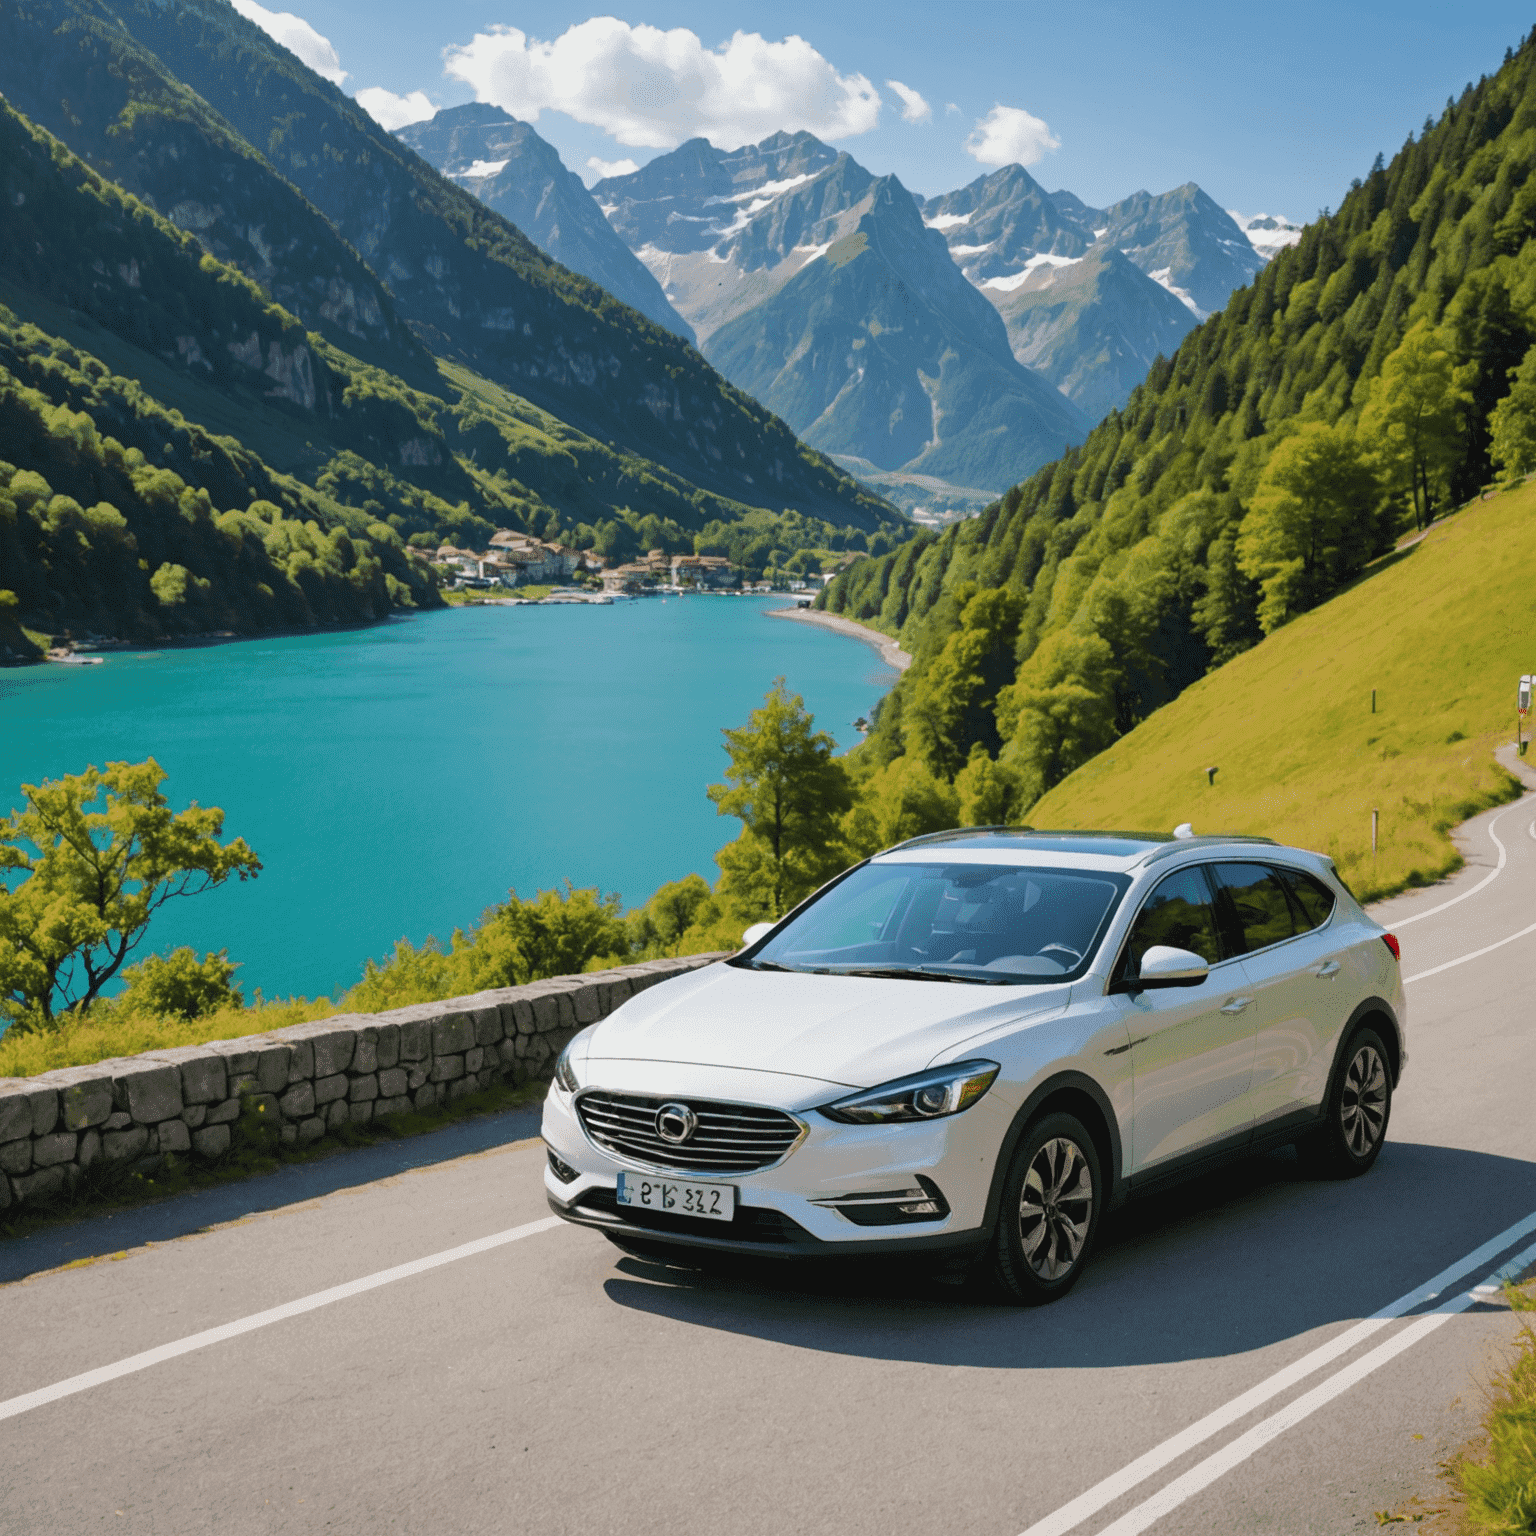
(769, 604, 912, 672)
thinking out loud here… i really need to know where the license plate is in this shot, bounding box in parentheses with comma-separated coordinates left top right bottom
(616, 1171, 735, 1222)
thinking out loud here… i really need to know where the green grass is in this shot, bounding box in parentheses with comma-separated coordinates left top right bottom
(0, 995, 339, 1079)
(441, 585, 555, 605)
(1453, 1273, 1536, 1534)
(1031, 485, 1536, 902)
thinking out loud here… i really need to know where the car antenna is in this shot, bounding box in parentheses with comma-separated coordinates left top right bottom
(1173, 823, 1195, 839)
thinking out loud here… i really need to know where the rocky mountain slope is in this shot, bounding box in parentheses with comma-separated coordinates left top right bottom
(918, 167, 1265, 415)
(395, 104, 694, 344)
(988, 246, 1198, 421)
(71, 0, 891, 532)
(595, 135, 1089, 512)
(0, 0, 429, 383)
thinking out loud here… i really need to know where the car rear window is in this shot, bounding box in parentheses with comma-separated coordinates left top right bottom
(1275, 866, 1337, 930)
(1212, 863, 1299, 954)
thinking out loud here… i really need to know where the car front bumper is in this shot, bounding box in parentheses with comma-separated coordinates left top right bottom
(540, 1069, 1014, 1260)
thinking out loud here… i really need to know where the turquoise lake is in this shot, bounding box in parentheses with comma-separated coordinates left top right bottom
(0, 598, 894, 1001)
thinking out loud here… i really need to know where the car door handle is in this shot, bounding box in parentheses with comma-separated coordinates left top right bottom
(1220, 996, 1254, 1014)
(1314, 961, 1341, 978)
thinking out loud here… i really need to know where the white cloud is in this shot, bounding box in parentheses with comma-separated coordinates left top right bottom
(945, 101, 961, 116)
(587, 155, 640, 182)
(886, 79, 931, 125)
(965, 103, 1060, 167)
(443, 19, 881, 150)
(230, 0, 347, 86)
(356, 87, 438, 130)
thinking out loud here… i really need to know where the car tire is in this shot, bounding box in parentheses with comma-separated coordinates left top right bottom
(987, 1111, 1102, 1305)
(1298, 1025, 1393, 1179)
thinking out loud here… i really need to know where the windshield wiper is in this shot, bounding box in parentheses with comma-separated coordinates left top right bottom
(736, 958, 798, 973)
(833, 966, 998, 985)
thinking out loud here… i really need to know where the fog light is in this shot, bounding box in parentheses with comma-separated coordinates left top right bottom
(546, 1147, 578, 1183)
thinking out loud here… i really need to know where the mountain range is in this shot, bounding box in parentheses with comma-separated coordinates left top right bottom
(0, 0, 902, 653)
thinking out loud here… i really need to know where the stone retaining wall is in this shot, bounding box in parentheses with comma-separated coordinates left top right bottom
(0, 954, 725, 1210)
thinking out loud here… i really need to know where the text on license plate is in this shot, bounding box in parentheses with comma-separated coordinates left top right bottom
(616, 1172, 735, 1222)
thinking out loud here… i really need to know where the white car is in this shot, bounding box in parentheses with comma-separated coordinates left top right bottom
(543, 829, 1405, 1303)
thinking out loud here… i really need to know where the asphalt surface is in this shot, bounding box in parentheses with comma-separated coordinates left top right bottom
(5, 760, 1536, 1535)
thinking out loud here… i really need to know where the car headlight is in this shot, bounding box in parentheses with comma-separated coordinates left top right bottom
(553, 1040, 581, 1095)
(819, 1060, 1000, 1124)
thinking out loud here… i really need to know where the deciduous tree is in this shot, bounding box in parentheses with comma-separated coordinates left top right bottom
(0, 759, 260, 1030)
(1236, 422, 1383, 631)
(709, 679, 852, 921)
(1360, 320, 1475, 529)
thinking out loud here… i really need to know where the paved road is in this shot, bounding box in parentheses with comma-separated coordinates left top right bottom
(6, 764, 1536, 1536)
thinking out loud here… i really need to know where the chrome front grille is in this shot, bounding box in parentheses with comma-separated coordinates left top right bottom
(575, 1091, 804, 1174)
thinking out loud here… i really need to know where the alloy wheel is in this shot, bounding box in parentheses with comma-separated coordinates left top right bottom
(1340, 1043, 1388, 1157)
(1018, 1137, 1094, 1279)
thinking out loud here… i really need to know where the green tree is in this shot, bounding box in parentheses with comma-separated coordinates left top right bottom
(954, 743, 1021, 827)
(347, 882, 629, 1010)
(1488, 343, 1536, 484)
(117, 947, 243, 1019)
(841, 756, 959, 859)
(996, 632, 1120, 809)
(1236, 423, 1383, 631)
(709, 679, 853, 921)
(0, 759, 260, 1030)
(626, 873, 714, 957)
(903, 586, 1024, 778)
(1360, 320, 1475, 530)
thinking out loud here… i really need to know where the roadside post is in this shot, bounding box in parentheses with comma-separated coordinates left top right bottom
(1520, 676, 1533, 756)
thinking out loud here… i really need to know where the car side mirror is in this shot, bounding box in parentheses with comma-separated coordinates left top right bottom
(1130, 945, 1210, 990)
(741, 922, 774, 948)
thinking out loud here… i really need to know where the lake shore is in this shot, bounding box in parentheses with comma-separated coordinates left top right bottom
(768, 605, 912, 672)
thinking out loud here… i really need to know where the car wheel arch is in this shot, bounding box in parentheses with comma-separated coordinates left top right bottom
(1333, 996, 1402, 1088)
(980, 1071, 1125, 1238)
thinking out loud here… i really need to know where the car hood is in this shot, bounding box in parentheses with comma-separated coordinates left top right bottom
(582, 961, 1071, 1088)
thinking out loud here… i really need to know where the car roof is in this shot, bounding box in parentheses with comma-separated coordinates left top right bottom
(871, 826, 1303, 875)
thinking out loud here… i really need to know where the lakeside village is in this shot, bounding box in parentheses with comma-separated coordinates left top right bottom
(39, 529, 860, 662)
(432, 529, 858, 605)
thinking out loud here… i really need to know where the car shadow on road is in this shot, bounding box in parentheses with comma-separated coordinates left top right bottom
(600, 1140, 1536, 1368)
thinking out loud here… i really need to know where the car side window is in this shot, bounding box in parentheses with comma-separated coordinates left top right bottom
(1212, 863, 1298, 954)
(1123, 866, 1223, 976)
(1274, 866, 1337, 931)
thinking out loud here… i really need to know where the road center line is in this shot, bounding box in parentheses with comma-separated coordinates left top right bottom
(1090, 1236, 1536, 1536)
(1392, 802, 1515, 928)
(0, 1214, 564, 1425)
(1015, 1206, 1536, 1536)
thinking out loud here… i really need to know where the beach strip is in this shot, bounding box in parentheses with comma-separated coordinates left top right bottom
(769, 605, 912, 672)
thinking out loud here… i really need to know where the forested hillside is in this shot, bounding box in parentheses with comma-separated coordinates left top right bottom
(821, 33, 1536, 816)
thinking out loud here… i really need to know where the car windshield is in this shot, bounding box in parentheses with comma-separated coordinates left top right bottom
(739, 861, 1129, 983)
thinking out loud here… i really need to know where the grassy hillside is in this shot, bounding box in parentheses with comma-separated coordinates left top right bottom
(1031, 486, 1534, 899)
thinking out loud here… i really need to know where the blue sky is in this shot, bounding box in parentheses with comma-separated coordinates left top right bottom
(253, 1, 1532, 215)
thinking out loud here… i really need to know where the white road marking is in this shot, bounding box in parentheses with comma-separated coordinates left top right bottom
(1392, 802, 1514, 928)
(1091, 1237, 1536, 1536)
(1404, 914, 1536, 983)
(1015, 1207, 1536, 1536)
(0, 1215, 564, 1425)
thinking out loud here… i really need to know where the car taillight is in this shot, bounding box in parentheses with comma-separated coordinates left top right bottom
(1381, 933, 1400, 962)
